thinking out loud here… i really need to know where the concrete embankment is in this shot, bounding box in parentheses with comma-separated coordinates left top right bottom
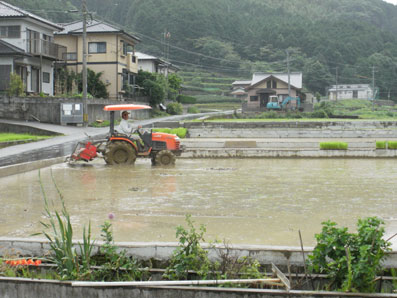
(180, 138, 397, 158)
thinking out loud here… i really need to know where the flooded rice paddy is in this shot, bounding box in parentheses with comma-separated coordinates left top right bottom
(1, 158, 397, 247)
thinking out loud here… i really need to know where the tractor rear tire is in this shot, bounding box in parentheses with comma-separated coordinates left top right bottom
(154, 150, 176, 166)
(104, 141, 136, 165)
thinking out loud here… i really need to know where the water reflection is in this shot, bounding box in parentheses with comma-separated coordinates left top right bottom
(0, 158, 396, 247)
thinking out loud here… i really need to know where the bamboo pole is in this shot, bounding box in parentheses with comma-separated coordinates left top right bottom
(72, 278, 281, 287)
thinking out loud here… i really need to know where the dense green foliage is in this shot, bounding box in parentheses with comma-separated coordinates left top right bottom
(319, 142, 348, 150)
(166, 102, 183, 115)
(388, 141, 397, 149)
(0, 133, 51, 142)
(8, 0, 397, 99)
(7, 73, 25, 97)
(76, 69, 109, 98)
(376, 140, 387, 149)
(177, 94, 196, 104)
(152, 127, 187, 138)
(308, 217, 390, 292)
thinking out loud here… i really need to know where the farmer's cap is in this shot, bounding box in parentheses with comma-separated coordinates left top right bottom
(121, 110, 130, 116)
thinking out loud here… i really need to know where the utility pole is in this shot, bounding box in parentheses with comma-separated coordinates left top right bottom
(372, 66, 375, 111)
(82, 0, 88, 126)
(286, 50, 291, 97)
(335, 67, 338, 101)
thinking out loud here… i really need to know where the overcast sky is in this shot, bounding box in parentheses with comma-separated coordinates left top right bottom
(383, 0, 397, 5)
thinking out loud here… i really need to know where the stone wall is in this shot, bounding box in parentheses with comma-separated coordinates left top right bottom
(153, 121, 397, 138)
(0, 96, 151, 125)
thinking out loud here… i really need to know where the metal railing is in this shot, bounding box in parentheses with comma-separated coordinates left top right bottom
(27, 38, 67, 60)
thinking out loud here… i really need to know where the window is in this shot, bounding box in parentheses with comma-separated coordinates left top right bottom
(132, 55, 136, 63)
(272, 80, 277, 88)
(88, 42, 106, 53)
(0, 26, 20, 38)
(63, 52, 77, 61)
(267, 81, 271, 88)
(250, 96, 258, 102)
(43, 72, 50, 83)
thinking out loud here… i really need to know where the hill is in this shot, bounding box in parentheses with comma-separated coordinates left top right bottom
(6, 0, 397, 99)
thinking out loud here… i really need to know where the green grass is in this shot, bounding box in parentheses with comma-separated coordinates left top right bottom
(0, 133, 52, 142)
(319, 142, 348, 150)
(152, 128, 187, 138)
(376, 141, 387, 149)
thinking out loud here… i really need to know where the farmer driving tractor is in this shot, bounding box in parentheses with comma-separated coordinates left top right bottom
(70, 104, 182, 166)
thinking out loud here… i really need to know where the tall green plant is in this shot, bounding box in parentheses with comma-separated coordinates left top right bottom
(308, 217, 390, 293)
(37, 171, 94, 280)
(164, 215, 211, 280)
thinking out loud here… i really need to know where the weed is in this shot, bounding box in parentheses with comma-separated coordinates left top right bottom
(36, 170, 94, 280)
(163, 215, 211, 280)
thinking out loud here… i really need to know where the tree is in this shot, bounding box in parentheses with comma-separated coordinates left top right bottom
(76, 69, 109, 98)
(303, 59, 333, 95)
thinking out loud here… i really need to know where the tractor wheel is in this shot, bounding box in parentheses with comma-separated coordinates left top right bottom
(104, 141, 136, 165)
(155, 150, 176, 166)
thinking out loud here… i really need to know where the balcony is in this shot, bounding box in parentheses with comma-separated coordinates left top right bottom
(27, 38, 67, 60)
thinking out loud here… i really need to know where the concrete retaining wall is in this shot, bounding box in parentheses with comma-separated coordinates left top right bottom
(0, 96, 151, 124)
(153, 121, 397, 138)
(2, 238, 397, 269)
(2, 278, 397, 298)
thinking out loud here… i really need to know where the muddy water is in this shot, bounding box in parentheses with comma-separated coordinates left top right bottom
(1, 158, 397, 247)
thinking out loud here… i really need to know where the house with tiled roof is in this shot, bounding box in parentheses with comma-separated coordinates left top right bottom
(54, 19, 140, 100)
(0, 1, 65, 95)
(233, 72, 303, 112)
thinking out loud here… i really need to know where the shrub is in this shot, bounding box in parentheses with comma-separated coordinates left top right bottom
(7, 73, 25, 97)
(153, 127, 187, 138)
(166, 102, 183, 115)
(163, 215, 211, 280)
(376, 141, 387, 149)
(187, 106, 200, 114)
(177, 94, 196, 104)
(319, 142, 348, 150)
(308, 217, 390, 292)
(388, 141, 397, 149)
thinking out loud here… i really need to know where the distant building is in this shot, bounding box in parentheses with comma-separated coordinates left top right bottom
(328, 84, 374, 100)
(135, 52, 179, 76)
(0, 1, 65, 95)
(233, 72, 302, 112)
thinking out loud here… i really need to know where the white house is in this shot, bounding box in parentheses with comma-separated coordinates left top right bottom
(135, 52, 179, 76)
(328, 84, 374, 100)
(0, 1, 65, 95)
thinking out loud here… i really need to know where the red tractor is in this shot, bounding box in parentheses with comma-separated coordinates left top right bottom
(70, 104, 183, 166)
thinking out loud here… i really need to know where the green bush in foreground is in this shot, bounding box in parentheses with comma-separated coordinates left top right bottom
(376, 141, 387, 149)
(308, 217, 390, 293)
(153, 127, 187, 138)
(319, 142, 348, 150)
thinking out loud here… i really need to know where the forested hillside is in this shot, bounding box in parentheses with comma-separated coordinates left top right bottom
(7, 0, 397, 99)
